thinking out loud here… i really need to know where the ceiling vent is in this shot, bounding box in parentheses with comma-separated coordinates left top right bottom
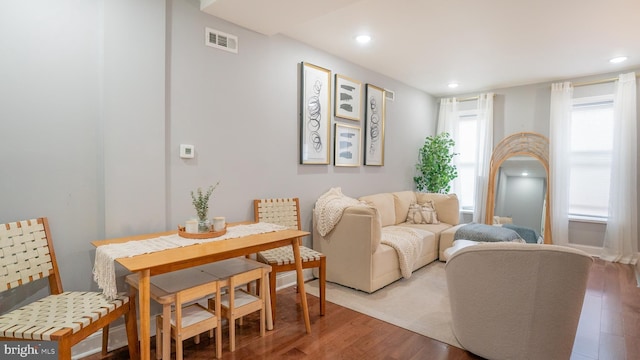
(205, 27, 238, 54)
(385, 89, 395, 101)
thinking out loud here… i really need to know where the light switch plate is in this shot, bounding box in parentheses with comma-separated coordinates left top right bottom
(180, 144, 194, 159)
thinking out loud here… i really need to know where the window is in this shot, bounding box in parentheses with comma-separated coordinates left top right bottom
(455, 110, 478, 211)
(568, 95, 614, 219)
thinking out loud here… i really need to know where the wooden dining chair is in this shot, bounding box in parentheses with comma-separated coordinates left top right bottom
(253, 198, 326, 322)
(204, 258, 271, 352)
(155, 278, 222, 360)
(0, 218, 138, 360)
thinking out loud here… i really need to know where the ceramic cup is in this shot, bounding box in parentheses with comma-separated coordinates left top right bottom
(185, 219, 198, 234)
(212, 216, 226, 232)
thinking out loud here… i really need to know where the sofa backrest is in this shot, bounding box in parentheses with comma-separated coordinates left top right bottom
(392, 191, 417, 224)
(358, 193, 396, 227)
(359, 191, 460, 226)
(445, 243, 592, 359)
(415, 193, 460, 225)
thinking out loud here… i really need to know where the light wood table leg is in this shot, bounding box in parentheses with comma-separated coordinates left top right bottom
(265, 269, 273, 331)
(162, 304, 171, 359)
(291, 240, 311, 334)
(138, 270, 151, 360)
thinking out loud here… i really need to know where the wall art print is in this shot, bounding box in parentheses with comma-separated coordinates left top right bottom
(364, 84, 385, 166)
(300, 62, 332, 165)
(334, 74, 362, 121)
(334, 123, 361, 167)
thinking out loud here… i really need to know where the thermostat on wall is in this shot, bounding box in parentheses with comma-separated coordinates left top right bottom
(180, 144, 194, 159)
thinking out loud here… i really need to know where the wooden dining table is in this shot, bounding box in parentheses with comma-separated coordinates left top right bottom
(91, 225, 311, 360)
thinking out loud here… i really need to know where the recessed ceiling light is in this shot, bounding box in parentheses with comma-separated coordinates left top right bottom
(610, 56, 628, 64)
(448, 83, 459, 89)
(355, 35, 371, 44)
(522, 172, 529, 176)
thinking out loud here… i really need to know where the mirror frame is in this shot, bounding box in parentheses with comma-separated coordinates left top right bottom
(485, 132, 552, 244)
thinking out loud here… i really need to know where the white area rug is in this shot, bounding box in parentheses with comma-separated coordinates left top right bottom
(306, 261, 462, 348)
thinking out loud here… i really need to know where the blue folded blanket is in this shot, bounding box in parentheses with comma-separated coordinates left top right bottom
(502, 223, 540, 244)
(454, 223, 523, 243)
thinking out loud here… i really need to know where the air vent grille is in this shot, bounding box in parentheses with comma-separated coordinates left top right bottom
(385, 89, 395, 101)
(205, 27, 238, 54)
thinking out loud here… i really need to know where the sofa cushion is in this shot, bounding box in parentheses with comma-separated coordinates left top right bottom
(406, 201, 439, 224)
(359, 193, 396, 227)
(392, 191, 417, 224)
(415, 193, 460, 225)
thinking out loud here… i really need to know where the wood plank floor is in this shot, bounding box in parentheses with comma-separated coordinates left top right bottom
(86, 258, 639, 360)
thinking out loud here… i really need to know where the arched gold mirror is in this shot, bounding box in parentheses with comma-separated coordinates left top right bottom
(485, 132, 552, 244)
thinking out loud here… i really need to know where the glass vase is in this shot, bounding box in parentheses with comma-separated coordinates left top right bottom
(198, 218, 211, 233)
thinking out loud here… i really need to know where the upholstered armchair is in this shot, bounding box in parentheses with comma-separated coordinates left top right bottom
(445, 242, 593, 360)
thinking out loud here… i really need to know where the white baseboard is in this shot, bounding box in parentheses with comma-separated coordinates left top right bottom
(72, 269, 315, 358)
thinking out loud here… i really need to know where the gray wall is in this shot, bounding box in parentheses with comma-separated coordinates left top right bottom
(0, 0, 435, 312)
(166, 0, 435, 233)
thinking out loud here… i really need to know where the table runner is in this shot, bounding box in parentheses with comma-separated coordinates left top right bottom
(93, 222, 286, 298)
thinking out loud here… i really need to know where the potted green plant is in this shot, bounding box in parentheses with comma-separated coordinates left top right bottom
(191, 181, 220, 232)
(413, 132, 458, 193)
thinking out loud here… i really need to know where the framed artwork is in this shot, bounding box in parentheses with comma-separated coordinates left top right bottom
(364, 84, 386, 166)
(334, 123, 361, 167)
(300, 62, 331, 165)
(334, 74, 362, 121)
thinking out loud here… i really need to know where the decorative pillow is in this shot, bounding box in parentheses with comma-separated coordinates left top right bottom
(415, 193, 459, 225)
(406, 201, 439, 224)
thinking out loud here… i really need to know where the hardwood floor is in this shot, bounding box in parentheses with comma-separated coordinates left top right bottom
(572, 259, 640, 360)
(86, 258, 639, 360)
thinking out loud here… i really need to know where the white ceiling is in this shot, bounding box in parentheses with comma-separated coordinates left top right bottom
(201, 0, 640, 96)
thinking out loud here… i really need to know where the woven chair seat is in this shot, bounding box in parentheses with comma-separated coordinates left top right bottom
(258, 245, 322, 266)
(0, 291, 128, 341)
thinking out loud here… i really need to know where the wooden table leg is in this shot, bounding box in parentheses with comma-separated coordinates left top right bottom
(265, 269, 273, 331)
(138, 270, 151, 360)
(162, 304, 171, 360)
(126, 285, 140, 360)
(291, 240, 311, 334)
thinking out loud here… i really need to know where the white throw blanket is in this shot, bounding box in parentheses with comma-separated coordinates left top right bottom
(314, 187, 369, 236)
(93, 222, 286, 299)
(381, 226, 426, 279)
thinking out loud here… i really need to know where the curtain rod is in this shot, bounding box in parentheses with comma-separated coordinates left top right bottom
(457, 96, 479, 102)
(570, 73, 639, 88)
(572, 77, 618, 87)
(440, 93, 495, 102)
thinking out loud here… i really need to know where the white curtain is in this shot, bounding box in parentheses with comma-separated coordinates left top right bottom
(436, 98, 460, 194)
(436, 95, 493, 219)
(472, 93, 494, 223)
(602, 72, 638, 264)
(549, 82, 573, 246)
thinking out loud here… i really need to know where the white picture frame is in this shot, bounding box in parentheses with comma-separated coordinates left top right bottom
(334, 123, 361, 167)
(300, 62, 331, 165)
(334, 74, 362, 121)
(364, 84, 385, 166)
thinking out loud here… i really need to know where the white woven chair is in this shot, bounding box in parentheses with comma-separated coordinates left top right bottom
(0, 218, 138, 360)
(253, 198, 325, 323)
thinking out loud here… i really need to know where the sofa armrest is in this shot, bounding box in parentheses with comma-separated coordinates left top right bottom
(439, 223, 466, 261)
(312, 207, 381, 291)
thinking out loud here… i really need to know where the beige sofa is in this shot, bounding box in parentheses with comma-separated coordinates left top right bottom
(312, 191, 462, 293)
